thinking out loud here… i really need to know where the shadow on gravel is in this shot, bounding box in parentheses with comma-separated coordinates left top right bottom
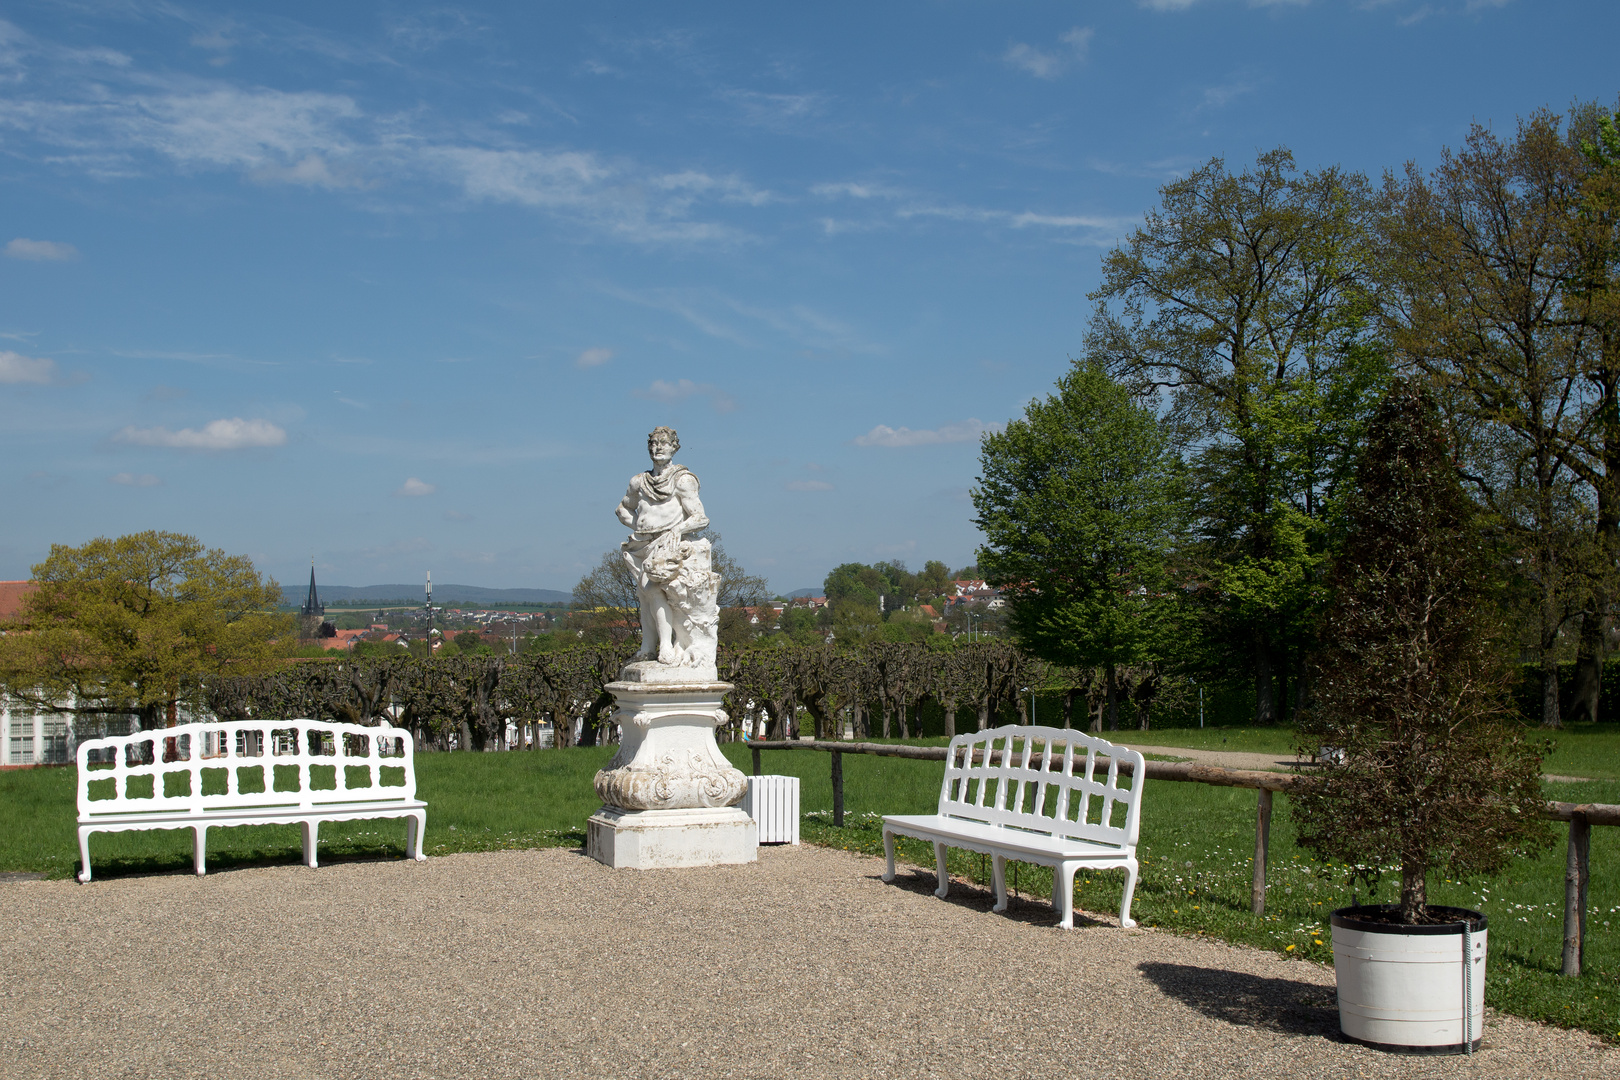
(872, 868, 1113, 928)
(1138, 962, 1342, 1039)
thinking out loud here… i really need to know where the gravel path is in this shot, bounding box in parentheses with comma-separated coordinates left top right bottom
(1, 845, 1611, 1079)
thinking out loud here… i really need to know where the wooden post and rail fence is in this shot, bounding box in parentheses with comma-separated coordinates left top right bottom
(746, 738, 1617, 978)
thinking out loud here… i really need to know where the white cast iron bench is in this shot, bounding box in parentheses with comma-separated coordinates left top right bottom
(882, 725, 1145, 928)
(76, 718, 428, 882)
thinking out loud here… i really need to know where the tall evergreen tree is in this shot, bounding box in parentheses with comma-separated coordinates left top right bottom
(1294, 382, 1548, 923)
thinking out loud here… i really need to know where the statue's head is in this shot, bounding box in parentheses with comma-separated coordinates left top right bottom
(647, 426, 680, 456)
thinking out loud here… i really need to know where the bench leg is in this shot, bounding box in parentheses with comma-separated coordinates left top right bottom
(1055, 864, 1078, 929)
(881, 829, 896, 882)
(991, 854, 1009, 913)
(407, 811, 428, 862)
(301, 820, 319, 869)
(77, 828, 93, 883)
(933, 842, 950, 899)
(192, 825, 208, 876)
(1119, 857, 1140, 929)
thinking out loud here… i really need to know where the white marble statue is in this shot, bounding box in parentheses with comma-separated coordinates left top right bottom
(616, 426, 721, 682)
(587, 426, 754, 868)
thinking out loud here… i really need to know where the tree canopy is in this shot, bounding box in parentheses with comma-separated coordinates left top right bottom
(0, 531, 289, 729)
(974, 360, 1186, 728)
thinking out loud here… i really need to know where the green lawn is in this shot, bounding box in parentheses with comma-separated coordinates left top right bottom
(4, 737, 1617, 1043)
(1052, 723, 1620, 780)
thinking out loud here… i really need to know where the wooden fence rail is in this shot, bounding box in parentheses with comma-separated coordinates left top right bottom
(745, 738, 1616, 977)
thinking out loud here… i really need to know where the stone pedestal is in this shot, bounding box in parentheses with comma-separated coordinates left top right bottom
(586, 805, 756, 868)
(586, 681, 756, 869)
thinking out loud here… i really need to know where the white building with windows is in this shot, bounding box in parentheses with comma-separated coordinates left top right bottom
(1, 698, 76, 766)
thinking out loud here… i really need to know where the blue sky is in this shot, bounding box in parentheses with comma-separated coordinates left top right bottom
(0, 1, 1613, 596)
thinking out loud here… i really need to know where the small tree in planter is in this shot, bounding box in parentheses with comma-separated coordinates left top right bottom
(1294, 381, 1550, 1050)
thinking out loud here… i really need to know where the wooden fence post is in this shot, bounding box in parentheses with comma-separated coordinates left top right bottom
(831, 750, 844, 827)
(1252, 788, 1273, 915)
(751, 746, 761, 777)
(1563, 812, 1591, 977)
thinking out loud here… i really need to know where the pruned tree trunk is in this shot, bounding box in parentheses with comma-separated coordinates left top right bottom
(1569, 611, 1604, 725)
(1255, 633, 1277, 725)
(1104, 662, 1119, 731)
(1541, 660, 1563, 730)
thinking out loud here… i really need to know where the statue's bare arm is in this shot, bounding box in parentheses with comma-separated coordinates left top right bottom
(616, 479, 639, 528)
(674, 473, 708, 536)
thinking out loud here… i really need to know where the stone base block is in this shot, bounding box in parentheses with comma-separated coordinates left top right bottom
(586, 805, 758, 869)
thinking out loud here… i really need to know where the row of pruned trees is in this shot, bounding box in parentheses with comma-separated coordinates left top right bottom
(203, 641, 1182, 751)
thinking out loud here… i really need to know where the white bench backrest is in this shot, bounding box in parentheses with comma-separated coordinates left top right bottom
(77, 718, 416, 818)
(939, 725, 1144, 848)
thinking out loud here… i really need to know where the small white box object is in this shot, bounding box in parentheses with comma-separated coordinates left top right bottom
(742, 775, 800, 845)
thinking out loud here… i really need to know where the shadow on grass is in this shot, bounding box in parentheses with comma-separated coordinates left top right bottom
(872, 864, 1115, 929)
(1138, 962, 1342, 1039)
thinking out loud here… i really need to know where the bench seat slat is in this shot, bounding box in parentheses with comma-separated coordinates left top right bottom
(882, 814, 1131, 861)
(81, 800, 428, 826)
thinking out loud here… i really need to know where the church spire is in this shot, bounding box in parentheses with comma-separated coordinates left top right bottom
(302, 559, 324, 619)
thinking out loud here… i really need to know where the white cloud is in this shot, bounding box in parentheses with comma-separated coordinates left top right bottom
(811, 181, 905, 200)
(109, 472, 160, 487)
(632, 377, 737, 413)
(656, 170, 770, 206)
(0, 350, 55, 384)
(112, 417, 287, 450)
(785, 479, 833, 491)
(1003, 27, 1093, 80)
(189, 31, 236, 52)
(249, 154, 367, 189)
(5, 237, 78, 261)
(717, 89, 825, 130)
(605, 284, 883, 356)
(853, 418, 1002, 448)
(0, 50, 762, 246)
(1201, 75, 1259, 110)
(575, 346, 614, 368)
(432, 147, 738, 243)
(396, 477, 436, 496)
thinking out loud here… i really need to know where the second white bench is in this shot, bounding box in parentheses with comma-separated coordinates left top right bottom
(882, 725, 1145, 928)
(76, 718, 428, 881)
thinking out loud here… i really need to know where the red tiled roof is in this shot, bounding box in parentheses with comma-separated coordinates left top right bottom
(0, 581, 37, 623)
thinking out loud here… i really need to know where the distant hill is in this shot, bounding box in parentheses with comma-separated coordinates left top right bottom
(301, 584, 573, 606)
(786, 588, 822, 598)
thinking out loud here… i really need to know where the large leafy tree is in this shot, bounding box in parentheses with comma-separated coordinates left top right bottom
(1088, 147, 1383, 723)
(1294, 382, 1548, 923)
(973, 360, 1185, 729)
(1561, 101, 1620, 721)
(0, 531, 289, 730)
(1380, 110, 1600, 728)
